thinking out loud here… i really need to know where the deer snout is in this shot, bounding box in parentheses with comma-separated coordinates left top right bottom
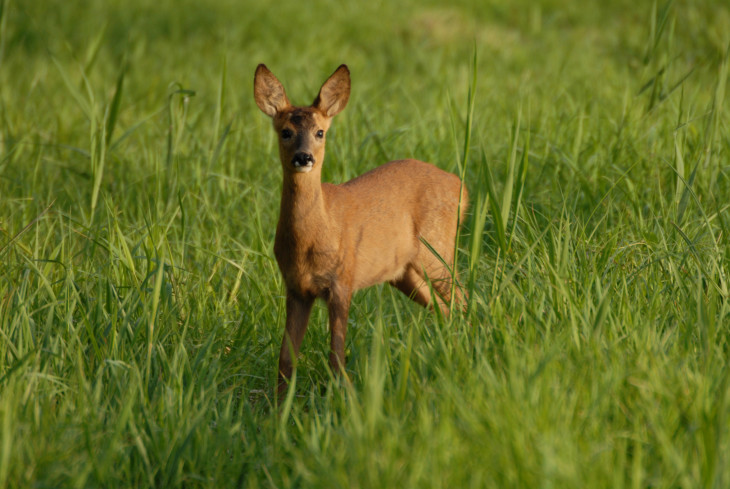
(291, 152, 315, 172)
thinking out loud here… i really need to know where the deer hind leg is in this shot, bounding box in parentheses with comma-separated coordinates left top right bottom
(390, 266, 449, 314)
(391, 257, 466, 315)
(430, 269, 467, 313)
(423, 248, 469, 314)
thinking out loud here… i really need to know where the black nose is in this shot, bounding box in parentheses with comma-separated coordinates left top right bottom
(292, 152, 314, 167)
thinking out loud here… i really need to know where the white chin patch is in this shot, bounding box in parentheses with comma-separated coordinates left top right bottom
(293, 164, 313, 173)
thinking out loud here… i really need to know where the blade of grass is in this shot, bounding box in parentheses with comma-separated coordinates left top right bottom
(507, 119, 530, 252)
(482, 150, 507, 254)
(501, 110, 522, 229)
(105, 59, 127, 148)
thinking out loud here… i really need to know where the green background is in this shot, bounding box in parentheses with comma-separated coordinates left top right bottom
(1, 0, 729, 487)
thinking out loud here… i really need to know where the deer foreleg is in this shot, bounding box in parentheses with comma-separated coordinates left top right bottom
(278, 290, 315, 397)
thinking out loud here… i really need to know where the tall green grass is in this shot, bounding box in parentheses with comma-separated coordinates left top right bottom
(1, 0, 729, 487)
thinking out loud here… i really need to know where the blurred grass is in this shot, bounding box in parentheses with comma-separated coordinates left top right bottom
(1, 0, 729, 487)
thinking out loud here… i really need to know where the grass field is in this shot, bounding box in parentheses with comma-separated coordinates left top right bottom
(1, 0, 729, 487)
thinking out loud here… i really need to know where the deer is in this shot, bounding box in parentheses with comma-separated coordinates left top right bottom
(253, 64, 468, 398)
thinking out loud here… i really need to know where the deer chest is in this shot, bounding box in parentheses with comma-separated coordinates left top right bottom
(274, 235, 341, 297)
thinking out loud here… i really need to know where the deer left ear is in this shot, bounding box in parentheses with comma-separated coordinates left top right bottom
(313, 65, 350, 117)
(254, 64, 291, 117)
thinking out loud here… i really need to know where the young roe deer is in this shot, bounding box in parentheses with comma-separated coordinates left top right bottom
(253, 64, 468, 396)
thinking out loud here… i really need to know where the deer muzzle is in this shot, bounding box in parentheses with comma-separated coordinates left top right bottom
(291, 152, 315, 172)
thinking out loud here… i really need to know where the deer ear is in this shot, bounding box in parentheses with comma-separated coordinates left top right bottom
(313, 64, 350, 117)
(254, 64, 291, 117)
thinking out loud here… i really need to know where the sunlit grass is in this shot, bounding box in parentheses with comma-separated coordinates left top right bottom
(1, 0, 729, 487)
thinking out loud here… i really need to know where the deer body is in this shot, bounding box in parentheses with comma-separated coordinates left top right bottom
(254, 64, 468, 396)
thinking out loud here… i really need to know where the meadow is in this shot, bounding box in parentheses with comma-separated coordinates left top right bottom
(1, 0, 729, 487)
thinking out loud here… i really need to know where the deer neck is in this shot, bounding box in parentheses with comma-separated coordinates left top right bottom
(278, 172, 329, 241)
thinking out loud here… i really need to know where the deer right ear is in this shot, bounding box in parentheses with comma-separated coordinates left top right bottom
(254, 64, 291, 117)
(314, 64, 350, 117)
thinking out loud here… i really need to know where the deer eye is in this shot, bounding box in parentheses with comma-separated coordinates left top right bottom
(316, 130, 324, 139)
(281, 129, 294, 140)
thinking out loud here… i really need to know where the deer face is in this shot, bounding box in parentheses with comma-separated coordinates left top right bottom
(272, 107, 331, 174)
(254, 64, 350, 175)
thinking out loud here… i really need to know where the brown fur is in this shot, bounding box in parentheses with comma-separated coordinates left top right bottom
(254, 64, 468, 397)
